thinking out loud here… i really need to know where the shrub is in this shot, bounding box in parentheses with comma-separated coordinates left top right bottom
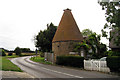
(74, 41, 90, 54)
(107, 56, 120, 72)
(1, 49, 6, 56)
(92, 53, 100, 59)
(8, 52, 13, 56)
(40, 52, 44, 57)
(56, 55, 84, 68)
(106, 50, 120, 56)
(14, 47, 21, 56)
(112, 51, 120, 56)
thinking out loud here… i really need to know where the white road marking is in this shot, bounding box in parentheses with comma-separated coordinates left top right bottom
(27, 57, 83, 78)
(13, 56, 83, 78)
(41, 67, 83, 78)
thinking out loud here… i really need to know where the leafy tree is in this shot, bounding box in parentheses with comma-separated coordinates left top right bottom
(35, 23, 57, 52)
(82, 29, 93, 36)
(99, 43, 107, 57)
(14, 47, 21, 56)
(81, 29, 107, 58)
(105, 50, 120, 56)
(82, 29, 101, 53)
(88, 33, 101, 52)
(1, 49, 6, 56)
(74, 41, 90, 55)
(98, 1, 120, 46)
(88, 33, 108, 58)
(20, 48, 31, 53)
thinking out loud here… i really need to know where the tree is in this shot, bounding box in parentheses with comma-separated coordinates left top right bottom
(81, 29, 107, 58)
(98, 1, 120, 46)
(88, 33, 108, 58)
(20, 48, 31, 53)
(35, 23, 57, 52)
(99, 43, 107, 57)
(82, 29, 93, 36)
(74, 41, 90, 55)
(1, 49, 6, 56)
(14, 47, 21, 56)
(82, 29, 101, 54)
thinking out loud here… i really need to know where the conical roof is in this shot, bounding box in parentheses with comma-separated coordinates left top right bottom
(52, 9, 83, 42)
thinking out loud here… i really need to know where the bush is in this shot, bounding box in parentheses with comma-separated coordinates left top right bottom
(107, 56, 120, 72)
(1, 49, 6, 56)
(106, 50, 120, 56)
(40, 52, 44, 57)
(92, 53, 100, 59)
(8, 52, 13, 56)
(14, 47, 21, 56)
(56, 55, 84, 68)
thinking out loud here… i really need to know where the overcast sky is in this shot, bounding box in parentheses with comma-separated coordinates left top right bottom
(0, 0, 108, 51)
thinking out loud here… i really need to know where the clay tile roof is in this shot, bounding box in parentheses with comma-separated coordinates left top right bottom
(52, 9, 83, 42)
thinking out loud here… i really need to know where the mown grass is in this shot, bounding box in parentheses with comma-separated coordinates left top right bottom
(0, 57, 22, 72)
(5, 55, 19, 58)
(0, 53, 36, 72)
(30, 56, 52, 65)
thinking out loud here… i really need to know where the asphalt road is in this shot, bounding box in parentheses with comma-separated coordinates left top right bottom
(11, 56, 119, 78)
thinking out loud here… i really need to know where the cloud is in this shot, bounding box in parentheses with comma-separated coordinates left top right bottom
(0, 0, 108, 50)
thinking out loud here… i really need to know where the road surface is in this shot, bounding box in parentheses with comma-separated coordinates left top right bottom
(11, 56, 119, 78)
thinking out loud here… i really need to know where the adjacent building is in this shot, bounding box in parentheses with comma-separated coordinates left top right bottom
(109, 29, 120, 51)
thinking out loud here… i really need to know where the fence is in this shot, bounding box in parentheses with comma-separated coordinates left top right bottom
(84, 60, 110, 72)
(44, 52, 54, 64)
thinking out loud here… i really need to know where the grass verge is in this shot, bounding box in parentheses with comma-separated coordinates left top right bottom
(30, 56, 84, 70)
(0, 57, 22, 72)
(30, 56, 52, 65)
(5, 55, 19, 58)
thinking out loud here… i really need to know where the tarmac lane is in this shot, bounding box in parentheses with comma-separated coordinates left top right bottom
(10, 56, 119, 79)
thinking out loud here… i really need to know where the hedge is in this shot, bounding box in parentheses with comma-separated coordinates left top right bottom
(1, 49, 6, 56)
(107, 56, 120, 72)
(106, 51, 120, 56)
(8, 52, 13, 56)
(56, 55, 84, 68)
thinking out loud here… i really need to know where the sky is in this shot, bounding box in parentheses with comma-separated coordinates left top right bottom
(0, 0, 108, 51)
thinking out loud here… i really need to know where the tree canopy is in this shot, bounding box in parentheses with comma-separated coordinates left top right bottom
(14, 47, 21, 56)
(75, 29, 107, 58)
(20, 48, 34, 53)
(87, 33, 107, 58)
(34, 23, 57, 52)
(81, 29, 93, 37)
(98, 1, 120, 46)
